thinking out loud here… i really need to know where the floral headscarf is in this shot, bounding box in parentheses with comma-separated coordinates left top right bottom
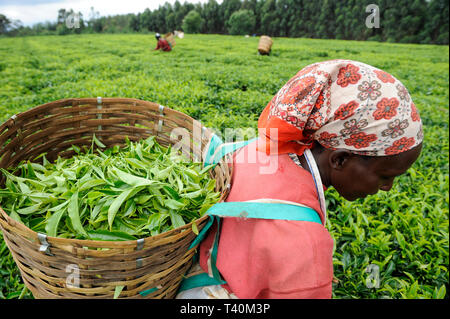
(257, 59, 423, 157)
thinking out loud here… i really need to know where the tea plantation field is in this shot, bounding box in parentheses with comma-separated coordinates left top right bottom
(0, 33, 448, 299)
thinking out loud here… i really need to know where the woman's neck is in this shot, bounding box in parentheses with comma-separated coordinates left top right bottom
(298, 147, 331, 188)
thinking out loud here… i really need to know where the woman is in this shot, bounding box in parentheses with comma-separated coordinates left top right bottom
(154, 33, 172, 52)
(177, 59, 423, 299)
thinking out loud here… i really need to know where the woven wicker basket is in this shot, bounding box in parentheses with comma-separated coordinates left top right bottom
(164, 32, 176, 47)
(258, 35, 273, 55)
(0, 98, 232, 299)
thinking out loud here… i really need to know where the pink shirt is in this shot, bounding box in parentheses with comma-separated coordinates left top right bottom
(199, 140, 334, 298)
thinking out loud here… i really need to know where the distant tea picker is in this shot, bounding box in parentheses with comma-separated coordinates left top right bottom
(258, 35, 273, 55)
(153, 32, 175, 52)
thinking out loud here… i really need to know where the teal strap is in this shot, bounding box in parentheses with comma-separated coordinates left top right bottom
(178, 273, 224, 292)
(139, 286, 158, 297)
(177, 215, 226, 295)
(209, 215, 226, 284)
(188, 202, 321, 251)
(189, 215, 215, 250)
(207, 201, 322, 223)
(204, 137, 258, 166)
(203, 134, 224, 166)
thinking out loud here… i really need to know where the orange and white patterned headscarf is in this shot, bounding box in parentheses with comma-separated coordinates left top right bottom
(258, 59, 423, 157)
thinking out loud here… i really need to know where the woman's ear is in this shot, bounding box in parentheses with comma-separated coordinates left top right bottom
(329, 149, 353, 170)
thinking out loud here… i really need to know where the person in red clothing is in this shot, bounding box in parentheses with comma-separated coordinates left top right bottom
(176, 59, 423, 299)
(154, 33, 171, 52)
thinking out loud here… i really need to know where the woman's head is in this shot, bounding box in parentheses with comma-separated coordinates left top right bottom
(258, 59, 424, 200)
(312, 141, 422, 201)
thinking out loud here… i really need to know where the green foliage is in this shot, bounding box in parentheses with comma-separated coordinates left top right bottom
(227, 9, 256, 35)
(0, 33, 448, 299)
(203, 0, 223, 34)
(0, 136, 220, 240)
(182, 10, 204, 34)
(0, 235, 32, 299)
(0, 14, 11, 34)
(1, 0, 448, 44)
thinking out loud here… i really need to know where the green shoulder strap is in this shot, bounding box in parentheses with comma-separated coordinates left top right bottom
(204, 136, 258, 167)
(188, 202, 322, 251)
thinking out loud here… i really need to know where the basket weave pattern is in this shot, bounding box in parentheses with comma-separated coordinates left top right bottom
(164, 32, 176, 47)
(0, 98, 232, 298)
(258, 35, 273, 55)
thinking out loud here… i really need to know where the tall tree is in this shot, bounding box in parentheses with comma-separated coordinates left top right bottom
(260, 0, 278, 36)
(316, 0, 331, 38)
(140, 8, 152, 31)
(182, 10, 204, 33)
(276, 0, 290, 36)
(382, 0, 403, 42)
(420, 0, 448, 44)
(287, 0, 307, 38)
(227, 9, 256, 35)
(253, 0, 266, 35)
(241, 0, 258, 12)
(203, 0, 222, 33)
(130, 13, 140, 32)
(152, 3, 168, 33)
(220, 0, 242, 32)
(173, 1, 184, 29)
(0, 14, 11, 34)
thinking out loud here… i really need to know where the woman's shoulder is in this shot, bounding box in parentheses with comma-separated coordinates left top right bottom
(227, 141, 323, 217)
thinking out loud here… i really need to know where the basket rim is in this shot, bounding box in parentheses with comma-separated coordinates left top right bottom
(0, 97, 232, 248)
(0, 207, 214, 246)
(0, 97, 196, 132)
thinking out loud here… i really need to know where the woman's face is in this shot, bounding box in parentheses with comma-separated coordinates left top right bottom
(327, 143, 422, 201)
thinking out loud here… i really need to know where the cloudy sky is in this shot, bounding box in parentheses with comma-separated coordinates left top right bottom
(0, 0, 211, 26)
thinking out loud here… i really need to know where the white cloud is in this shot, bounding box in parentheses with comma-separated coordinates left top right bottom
(0, 0, 210, 26)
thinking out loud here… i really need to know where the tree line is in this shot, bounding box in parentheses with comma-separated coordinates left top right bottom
(1, 0, 448, 44)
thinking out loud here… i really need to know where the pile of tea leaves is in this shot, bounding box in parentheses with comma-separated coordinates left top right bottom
(0, 135, 220, 241)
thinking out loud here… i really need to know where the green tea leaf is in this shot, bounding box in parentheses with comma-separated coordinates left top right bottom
(191, 221, 199, 235)
(114, 285, 124, 299)
(16, 204, 42, 215)
(87, 230, 136, 241)
(78, 179, 106, 192)
(169, 212, 185, 228)
(92, 134, 106, 148)
(181, 189, 203, 199)
(108, 187, 137, 229)
(113, 168, 156, 187)
(8, 204, 22, 223)
(164, 199, 186, 210)
(163, 185, 181, 200)
(68, 192, 87, 237)
(45, 209, 66, 237)
(435, 285, 446, 299)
